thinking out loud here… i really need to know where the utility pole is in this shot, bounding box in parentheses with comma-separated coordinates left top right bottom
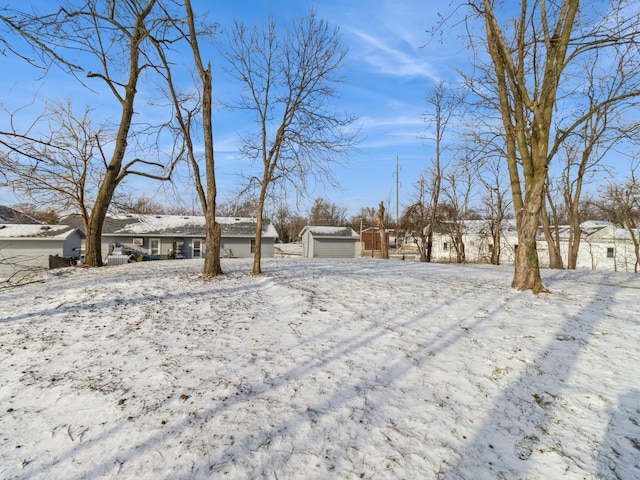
(396, 155, 400, 254)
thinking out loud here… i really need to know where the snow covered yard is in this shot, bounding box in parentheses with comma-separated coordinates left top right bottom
(1, 258, 639, 479)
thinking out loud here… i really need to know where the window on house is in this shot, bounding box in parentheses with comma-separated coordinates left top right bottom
(150, 238, 160, 256)
(607, 247, 614, 258)
(443, 242, 448, 251)
(251, 239, 256, 253)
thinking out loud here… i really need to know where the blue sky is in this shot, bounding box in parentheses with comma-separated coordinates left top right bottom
(0, 1, 464, 217)
(197, 0, 464, 217)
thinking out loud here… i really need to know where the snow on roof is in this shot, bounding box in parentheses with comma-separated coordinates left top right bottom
(592, 224, 640, 241)
(63, 214, 278, 238)
(459, 219, 518, 235)
(580, 220, 612, 229)
(110, 214, 207, 234)
(0, 224, 80, 240)
(300, 225, 359, 238)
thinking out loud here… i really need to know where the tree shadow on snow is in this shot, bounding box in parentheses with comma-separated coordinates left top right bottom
(598, 389, 640, 480)
(28, 261, 509, 478)
(441, 280, 619, 479)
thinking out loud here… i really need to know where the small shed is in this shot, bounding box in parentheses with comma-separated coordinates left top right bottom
(0, 224, 84, 281)
(300, 226, 359, 258)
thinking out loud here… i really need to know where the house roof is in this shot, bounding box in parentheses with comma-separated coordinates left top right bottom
(61, 214, 279, 238)
(586, 223, 640, 241)
(0, 224, 83, 240)
(300, 225, 359, 239)
(535, 221, 613, 241)
(0, 206, 41, 225)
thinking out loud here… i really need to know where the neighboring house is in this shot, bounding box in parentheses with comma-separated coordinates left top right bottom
(62, 214, 278, 264)
(398, 217, 638, 271)
(0, 223, 84, 281)
(300, 226, 359, 258)
(538, 221, 640, 271)
(400, 219, 519, 264)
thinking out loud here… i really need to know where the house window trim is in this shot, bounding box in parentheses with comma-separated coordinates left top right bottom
(150, 238, 161, 256)
(193, 239, 202, 258)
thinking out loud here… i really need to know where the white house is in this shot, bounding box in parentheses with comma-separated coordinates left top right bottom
(537, 221, 640, 271)
(0, 224, 84, 281)
(400, 219, 519, 264)
(62, 214, 279, 264)
(403, 218, 639, 271)
(300, 226, 359, 258)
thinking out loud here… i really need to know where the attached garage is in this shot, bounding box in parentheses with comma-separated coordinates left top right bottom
(300, 226, 359, 259)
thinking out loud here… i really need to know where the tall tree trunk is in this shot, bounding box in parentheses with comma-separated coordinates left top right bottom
(540, 205, 564, 269)
(203, 221, 221, 276)
(426, 174, 441, 262)
(566, 152, 587, 270)
(566, 212, 581, 270)
(83, 94, 136, 266)
(252, 182, 268, 275)
(377, 201, 389, 259)
(82, 4, 152, 266)
(512, 173, 547, 293)
(491, 226, 501, 265)
(184, 0, 221, 277)
(199, 64, 221, 277)
(419, 234, 428, 262)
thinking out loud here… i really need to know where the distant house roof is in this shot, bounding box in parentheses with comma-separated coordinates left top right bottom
(300, 226, 359, 239)
(587, 223, 640, 241)
(535, 221, 613, 240)
(61, 214, 278, 238)
(0, 224, 83, 240)
(0, 206, 41, 225)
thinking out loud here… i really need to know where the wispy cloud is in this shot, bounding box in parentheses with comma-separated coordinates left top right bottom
(345, 26, 439, 81)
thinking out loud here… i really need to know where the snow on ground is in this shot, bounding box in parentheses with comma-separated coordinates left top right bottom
(1, 258, 639, 479)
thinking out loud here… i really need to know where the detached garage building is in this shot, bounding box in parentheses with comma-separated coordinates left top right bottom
(300, 226, 359, 258)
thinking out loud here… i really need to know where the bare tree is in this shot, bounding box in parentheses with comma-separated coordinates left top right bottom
(0, 100, 176, 244)
(1, 1, 183, 266)
(308, 197, 347, 226)
(477, 152, 511, 265)
(421, 80, 464, 262)
(217, 198, 260, 218)
(155, 0, 222, 277)
(271, 202, 306, 243)
(222, 10, 356, 275)
(6, 204, 59, 225)
(400, 175, 431, 262)
(543, 56, 640, 270)
(441, 161, 475, 263)
(112, 194, 167, 215)
(598, 166, 640, 272)
(464, 0, 640, 292)
(368, 201, 389, 259)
